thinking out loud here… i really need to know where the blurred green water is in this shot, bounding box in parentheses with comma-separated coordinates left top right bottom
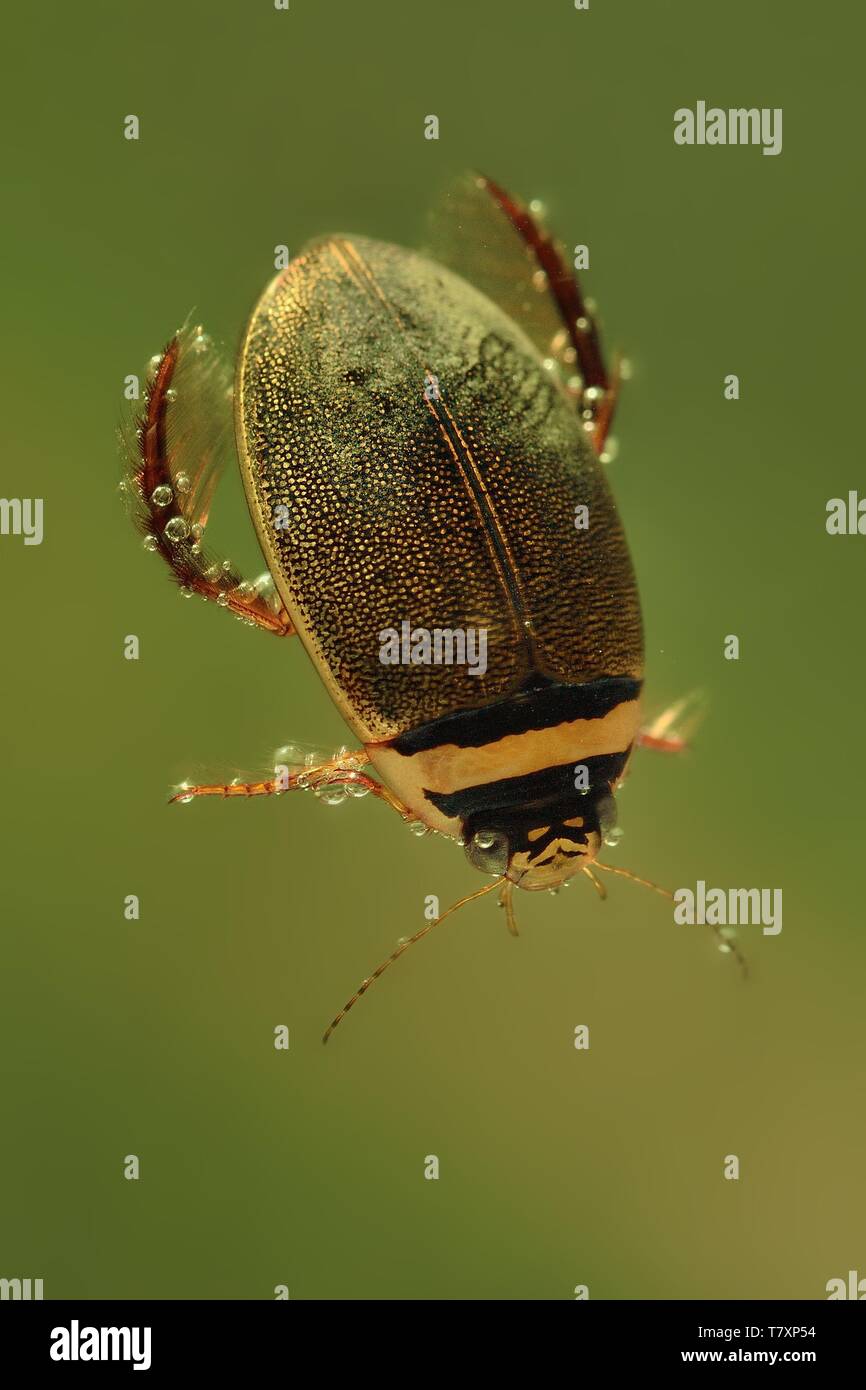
(0, 0, 863, 1299)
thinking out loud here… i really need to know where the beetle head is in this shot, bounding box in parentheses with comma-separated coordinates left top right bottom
(463, 789, 618, 891)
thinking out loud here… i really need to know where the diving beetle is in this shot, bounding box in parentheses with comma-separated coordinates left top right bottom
(125, 173, 739, 1040)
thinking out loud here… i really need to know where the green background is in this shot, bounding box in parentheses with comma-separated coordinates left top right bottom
(1, 0, 863, 1300)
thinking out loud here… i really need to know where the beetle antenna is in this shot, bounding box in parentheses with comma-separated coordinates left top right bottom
(592, 860, 674, 900)
(593, 861, 748, 977)
(322, 878, 501, 1043)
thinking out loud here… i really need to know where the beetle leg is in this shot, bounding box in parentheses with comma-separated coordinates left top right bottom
(429, 174, 619, 455)
(123, 325, 294, 635)
(170, 749, 411, 818)
(636, 690, 708, 754)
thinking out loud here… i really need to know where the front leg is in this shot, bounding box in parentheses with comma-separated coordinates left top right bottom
(170, 747, 410, 818)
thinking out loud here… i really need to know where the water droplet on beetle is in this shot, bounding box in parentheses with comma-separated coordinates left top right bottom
(164, 516, 189, 543)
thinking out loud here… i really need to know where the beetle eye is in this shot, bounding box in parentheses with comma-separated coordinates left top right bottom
(596, 793, 618, 835)
(465, 828, 509, 876)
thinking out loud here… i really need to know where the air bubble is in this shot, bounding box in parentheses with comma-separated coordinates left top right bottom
(174, 471, 191, 494)
(151, 484, 173, 507)
(604, 827, 624, 848)
(165, 388, 177, 402)
(179, 584, 195, 599)
(147, 354, 163, 377)
(529, 198, 546, 219)
(164, 516, 189, 543)
(600, 437, 619, 465)
(316, 784, 347, 806)
(142, 534, 158, 552)
(216, 592, 229, 607)
(192, 330, 211, 354)
(407, 820, 429, 837)
(174, 782, 195, 804)
(575, 316, 591, 334)
(473, 830, 497, 850)
(345, 778, 370, 799)
(275, 744, 305, 768)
